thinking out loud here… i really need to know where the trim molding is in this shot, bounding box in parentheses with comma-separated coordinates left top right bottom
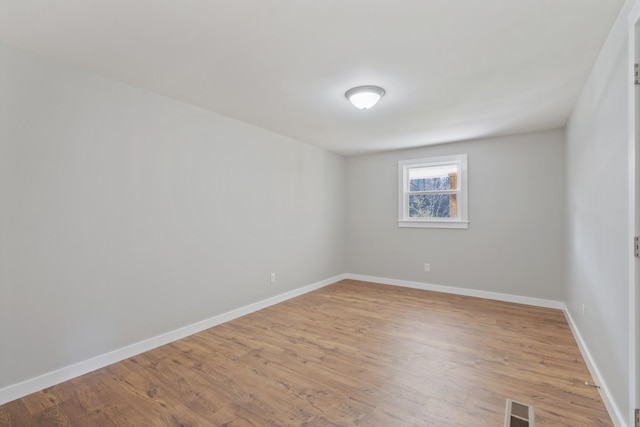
(0, 274, 346, 405)
(345, 273, 625, 426)
(0, 271, 626, 427)
(345, 273, 564, 309)
(564, 307, 627, 427)
(629, 1, 640, 424)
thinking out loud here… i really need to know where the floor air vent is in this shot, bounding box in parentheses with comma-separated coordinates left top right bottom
(504, 399, 534, 427)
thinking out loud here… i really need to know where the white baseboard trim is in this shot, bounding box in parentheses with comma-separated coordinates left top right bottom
(563, 307, 627, 427)
(345, 273, 625, 426)
(1, 272, 625, 427)
(0, 274, 345, 405)
(345, 273, 565, 309)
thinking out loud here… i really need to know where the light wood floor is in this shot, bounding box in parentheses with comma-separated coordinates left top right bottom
(0, 280, 613, 426)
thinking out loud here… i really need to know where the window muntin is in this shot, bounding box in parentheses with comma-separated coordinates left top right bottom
(398, 155, 468, 229)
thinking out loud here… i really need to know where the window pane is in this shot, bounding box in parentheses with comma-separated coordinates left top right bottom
(409, 194, 457, 218)
(408, 165, 457, 191)
(398, 154, 467, 228)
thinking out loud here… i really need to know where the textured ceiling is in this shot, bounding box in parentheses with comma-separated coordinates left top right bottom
(0, 0, 626, 155)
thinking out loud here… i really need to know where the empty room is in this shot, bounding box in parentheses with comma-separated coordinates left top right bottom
(1, 1, 639, 426)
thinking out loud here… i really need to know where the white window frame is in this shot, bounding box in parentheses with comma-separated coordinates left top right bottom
(398, 154, 469, 229)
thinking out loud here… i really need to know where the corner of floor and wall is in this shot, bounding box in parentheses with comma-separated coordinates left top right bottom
(1, 1, 639, 426)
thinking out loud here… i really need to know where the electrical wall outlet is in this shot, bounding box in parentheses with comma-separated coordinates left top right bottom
(424, 263, 431, 272)
(270, 272, 276, 284)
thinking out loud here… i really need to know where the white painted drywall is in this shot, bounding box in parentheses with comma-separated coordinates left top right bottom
(0, 43, 346, 389)
(345, 129, 565, 301)
(565, 1, 633, 423)
(0, 45, 9, 392)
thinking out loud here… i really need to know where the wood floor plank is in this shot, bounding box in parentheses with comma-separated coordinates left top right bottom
(0, 280, 614, 426)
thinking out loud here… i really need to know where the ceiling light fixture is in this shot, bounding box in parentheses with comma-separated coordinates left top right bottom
(345, 85, 385, 110)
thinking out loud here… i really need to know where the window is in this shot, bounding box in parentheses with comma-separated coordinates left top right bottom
(398, 154, 468, 229)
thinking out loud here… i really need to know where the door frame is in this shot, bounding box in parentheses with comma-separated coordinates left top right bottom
(628, 2, 640, 423)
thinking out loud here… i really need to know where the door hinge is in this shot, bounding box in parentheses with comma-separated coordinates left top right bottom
(635, 237, 640, 258)
(635, 408, 639, 427)
(636, 64, 640, 85)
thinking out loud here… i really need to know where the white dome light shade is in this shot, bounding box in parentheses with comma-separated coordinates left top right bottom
(345, 85, 385, 110)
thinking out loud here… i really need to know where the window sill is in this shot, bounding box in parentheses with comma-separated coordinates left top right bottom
(398, 220, 469, 229)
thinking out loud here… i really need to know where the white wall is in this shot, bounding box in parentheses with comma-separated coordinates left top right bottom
(0, 4, 635, 421)
(565, 1, 634, 424)
(0, 43, 346, 390)
(0, 44, 9, 395)
(346, 129, 565, 301)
